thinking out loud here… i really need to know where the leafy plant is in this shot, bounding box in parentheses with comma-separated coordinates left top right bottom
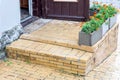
(82, 3, 117, 34)
(99, 4, 117, 19)
(82, 19, 100, 34)
(107, 5, 117, 17)
(82, 22, 92, 34)
(98, 5, 109, 20)
(90, 2, 101, 11)
(90, 19, 100, 30)
(90, 2, 101, 16)
(95, 13, 103, 20)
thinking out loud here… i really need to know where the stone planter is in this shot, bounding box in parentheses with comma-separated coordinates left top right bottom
(109, 14, 118, 28)
(101, 19, 110, 36)
(79, 27, 102, 46)
(0, 25, 24, 60)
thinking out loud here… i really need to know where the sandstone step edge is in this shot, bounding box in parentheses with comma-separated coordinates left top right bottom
(6, 39, 94, 76)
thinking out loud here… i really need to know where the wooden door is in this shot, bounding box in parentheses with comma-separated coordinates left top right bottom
(33, 0, 42, 17)
(20, 0, 28, 8)
(41, 0, 89, 21)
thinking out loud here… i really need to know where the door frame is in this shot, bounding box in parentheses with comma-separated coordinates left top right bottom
(21, 0, 33, 22)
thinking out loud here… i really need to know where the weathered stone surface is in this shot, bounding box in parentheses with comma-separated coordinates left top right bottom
(0, 51, 6, 59)
(13, 25, 24, 34)
(0, 42, 2, 50)
(20, 20, 94, 52)
(0, 25, 24, 59)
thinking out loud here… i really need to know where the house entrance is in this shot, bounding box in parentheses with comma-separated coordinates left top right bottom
(20, 0, 33, 22)
(41, 0, 89, 21)
(20, 0, 89, 22)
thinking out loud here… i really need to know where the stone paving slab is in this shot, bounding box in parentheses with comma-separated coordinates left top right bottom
(23, 19, 52, 33)
(21, 20, 92, 52)
(6, 39, 93, 75)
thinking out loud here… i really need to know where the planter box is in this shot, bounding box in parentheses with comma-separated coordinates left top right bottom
(109, 14, 117, 28)
(79, 27, 102, 46)
(101, 19, 109, 36)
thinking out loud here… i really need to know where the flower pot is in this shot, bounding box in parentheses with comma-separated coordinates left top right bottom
(79, 27, 102, 46)
(109, 14, 117, 28)
(101, 19, 109, 36)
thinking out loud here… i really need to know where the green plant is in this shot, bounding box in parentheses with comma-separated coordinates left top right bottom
(82, 3, 117, 34)
(104, 11, 109, 20)
(90, 2, 101, 11)
(99, 5, 106, 13)
(99, 19, 104, 25)
(99, 4, 117, 19)
(107, 5, 117, 17)
(90, 19, 100, 30)
(82, 22, 92, 34)
(98, 5, 109, 20)
(95, 13, 103, 20)
(82, 19, 100, 34)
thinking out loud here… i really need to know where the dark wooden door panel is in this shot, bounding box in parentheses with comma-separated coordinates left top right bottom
(69, 2, 78, 16)
(61, 3, 69, 15)
(42, 0, 89, 21)
(54, 3, 62, 15)
(32, 0, 89, 21)
(33, 0, 42, 17)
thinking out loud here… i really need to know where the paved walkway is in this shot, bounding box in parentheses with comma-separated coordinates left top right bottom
(0, 47, 120, 80)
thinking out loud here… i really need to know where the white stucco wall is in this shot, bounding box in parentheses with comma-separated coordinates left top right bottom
(0, 0, 21, 35)
(0, 0, 2, 33)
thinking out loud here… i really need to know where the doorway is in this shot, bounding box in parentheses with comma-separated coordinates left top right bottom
(20, 0, 33, 22)
(41, 0, 89, 21)
(20, 0, 89, 23)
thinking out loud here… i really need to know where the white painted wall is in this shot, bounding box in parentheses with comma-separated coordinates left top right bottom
(0, 0, 21, 35)
(0, 0, 2, 34)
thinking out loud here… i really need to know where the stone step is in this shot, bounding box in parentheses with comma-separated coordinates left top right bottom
(20, 20, 94, 52)
(6, 39, 94, 75)
(20, 34, 94, 52)
(6, 23, 118, 76)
